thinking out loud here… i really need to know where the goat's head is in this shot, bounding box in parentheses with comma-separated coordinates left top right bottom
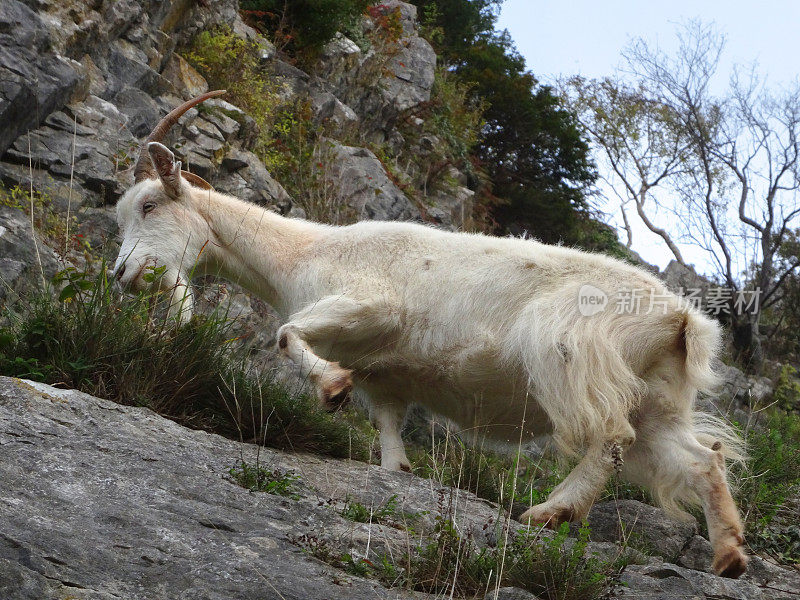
(113, 90, 225, 320)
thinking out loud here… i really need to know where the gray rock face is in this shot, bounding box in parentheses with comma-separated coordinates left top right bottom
(0, 207, 60, 301)
(617, 563, 765, 600)
(485, 587, 543, 600)
(1, 378, 790, 600)
(4, 94, 136, 204)
(315, 2, 436, 142)
(0, 1, 80, 156)
(326, 142, 421, 222)
(583, 499, 697, 561)
(0, 377, 441, 600)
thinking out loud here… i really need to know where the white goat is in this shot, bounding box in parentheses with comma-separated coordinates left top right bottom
(114, 92, 748, 578)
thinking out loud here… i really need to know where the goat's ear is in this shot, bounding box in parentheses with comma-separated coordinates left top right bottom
(148, 142, 183, 199)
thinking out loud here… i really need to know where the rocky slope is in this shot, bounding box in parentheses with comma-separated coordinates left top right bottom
(2, 376, 799, 600)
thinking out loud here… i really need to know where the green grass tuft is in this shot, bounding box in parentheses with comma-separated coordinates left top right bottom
(0, 266, 370, 461)
(228, 459, 301, 498)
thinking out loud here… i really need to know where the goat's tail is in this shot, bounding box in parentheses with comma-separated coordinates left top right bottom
(681, 309, 747, 463)
(681, 309, 722, 394)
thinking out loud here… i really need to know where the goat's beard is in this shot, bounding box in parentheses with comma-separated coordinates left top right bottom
(162, 271, 194, 324)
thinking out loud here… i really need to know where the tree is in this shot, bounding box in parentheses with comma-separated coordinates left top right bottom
(410, 0, 599, 246)
(566, 21, 800, 371)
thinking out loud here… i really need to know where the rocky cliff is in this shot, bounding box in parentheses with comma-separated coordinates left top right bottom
(0, 0, 468, 298)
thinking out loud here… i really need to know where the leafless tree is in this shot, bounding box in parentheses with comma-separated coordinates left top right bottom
(564, 21, 800, 371)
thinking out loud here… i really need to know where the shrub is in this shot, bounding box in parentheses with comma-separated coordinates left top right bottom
(0, 266, 370, 460)
(267, 102, 358, 224)
(240, 0, 371, 57)
(772, 365, 800, 412)
(184, 29, 285, 169)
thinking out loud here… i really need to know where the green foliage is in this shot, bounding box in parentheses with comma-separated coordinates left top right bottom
(297, 495, 625, 599)
(184, 29, 284, 168)
(407, 519, 622, 599)
(395, 66, 486, 206)
(228, 459, 300, 498)
(240, 0, 371, 58)
(268, 101, 357, 224)
(341, 494, 400, 523)
(0, 267, 370, 460)
(772, 365, 800, 412)
(733, 411, 800, 563)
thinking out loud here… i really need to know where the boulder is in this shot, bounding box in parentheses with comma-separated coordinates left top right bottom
(214, 148, 293, 209)
(617, 563, 765, 600)
(0, 377, 488, 599)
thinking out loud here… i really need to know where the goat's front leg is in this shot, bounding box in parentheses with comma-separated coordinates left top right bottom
(369, 400, 412, 472)
(519, 425, 635, 529)
(276, 295, 399, 410)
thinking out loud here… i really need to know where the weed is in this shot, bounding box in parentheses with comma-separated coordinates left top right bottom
(341, 494, 400, 524)
(228, 459, 301, 499)
(733, 411, 800, 563)
(406, 518, 622, 599)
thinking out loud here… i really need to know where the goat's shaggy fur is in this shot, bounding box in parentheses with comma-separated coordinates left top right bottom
(114, 140, 749, 578)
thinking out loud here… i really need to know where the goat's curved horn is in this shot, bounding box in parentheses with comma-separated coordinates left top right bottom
(180, 170, 213, 190)
(133, 89, 227, 184)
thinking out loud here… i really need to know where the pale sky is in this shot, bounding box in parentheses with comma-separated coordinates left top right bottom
(497, 0, 800, 274)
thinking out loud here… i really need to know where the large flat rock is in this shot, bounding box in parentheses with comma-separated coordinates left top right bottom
(0, 377, 448, 600)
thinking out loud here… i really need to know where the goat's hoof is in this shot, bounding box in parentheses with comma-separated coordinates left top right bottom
(518, 505, 576, 530)
(381, 459, 412, 472)
(712, 545, 748, 578)
(320, 368, 353, 411)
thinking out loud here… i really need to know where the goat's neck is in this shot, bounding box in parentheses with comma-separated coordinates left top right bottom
(194, 190, 321, 314)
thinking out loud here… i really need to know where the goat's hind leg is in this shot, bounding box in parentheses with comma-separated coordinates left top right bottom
(622, 424, 747, 578)
(519, 423, 635, 529)
(277, 295, 400, 410)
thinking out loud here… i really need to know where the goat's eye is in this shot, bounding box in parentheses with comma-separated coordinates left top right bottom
(142, 201, 156, 215)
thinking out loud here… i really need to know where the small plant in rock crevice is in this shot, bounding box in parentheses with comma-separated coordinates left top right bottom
(228, 459, 301, 499)
(732, 410, 800, 564)
(292, 485, 630, 600)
